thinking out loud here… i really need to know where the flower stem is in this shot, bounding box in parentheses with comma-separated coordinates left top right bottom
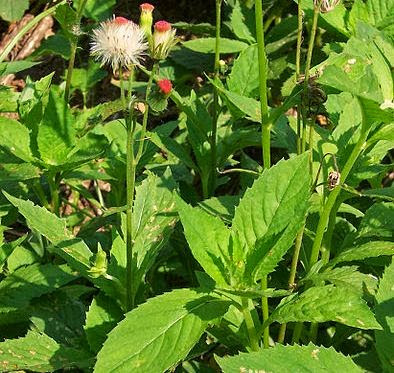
(210, 0, 222, 197)
(64, 0, 88, 103)
(241, 297, 260, 351)
(255, 0, 270, 169)
(135, 63, 158, 164)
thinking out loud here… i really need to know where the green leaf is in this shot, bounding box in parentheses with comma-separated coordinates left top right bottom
(368, 124, 394, 145)
(0, 263, 76, 313)
(327, 241, 394, 268)
(0, 330, 93, 372)
(0, 0, 29, 21)
(130, 170, 177, 293)
(232, 154, 311, 280)
(229, 0, 256, 44)
(68, 61, 107, 94)
(94, 289, 230, 373)
(30, 291, 86, 347)
(307, 266, 378, 296)
(183, 38, 248, 54)
(366, 0, 394, 30)
(375, 259, 394, 372)
(270, 285, 381, 330)
(37, 91, 76, 166)
(0, 60, 41, 76)
(227, 45, 259, 97)
(216, 343, 363, 373)
(0, 85, 19, 112)
(176, 196, 231, 286)
(75, 0, 116, 21)
(0, 163, 40, 181)
(357, 202, 394, 239)
(85, 292, 123, 353)
(0, 117, 33, 162)
(4, 192, 72, 244)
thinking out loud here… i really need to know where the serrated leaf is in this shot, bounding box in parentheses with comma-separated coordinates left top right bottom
(0, 117, 33, 162)
(37, 91, 76, 166)
(357, 202, 394, 239)
(183, 38, 248, 54)
(216, 343, 363, 373)
(30, 292, 86, 347)
(0, 263, 76, 313)
(327, 241, 394, 268)
(270, 285, 381, 330)
(94, 289, 231, 373)
(176, 196, 231, 286)
(229, 0, 256, 44)
(308, 266, 378, 296)
(375, 259, 394, 372)
(232, 154, 311, 279)
(0, 330, 93, 372)
(85, 292, 123, 353)
(4, 192, 72, 244)
(0, 0, 29, 21)
(227, 45, 259, 97)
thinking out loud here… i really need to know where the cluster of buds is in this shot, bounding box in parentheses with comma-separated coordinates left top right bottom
(90, 4, 178, 70)
(314, 0, 341, 12)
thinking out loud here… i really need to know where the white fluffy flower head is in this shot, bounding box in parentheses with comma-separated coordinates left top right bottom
(90, 16, 148, 70)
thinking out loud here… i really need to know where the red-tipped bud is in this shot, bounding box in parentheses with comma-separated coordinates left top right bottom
(158, 79, 172, 95)
(140, 3, 155, 12)
(154, 20, 171, 33)
(113, 16, 129, 25)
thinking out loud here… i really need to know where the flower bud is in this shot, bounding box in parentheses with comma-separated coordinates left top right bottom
(139, 3, 154, 47)
(157, 79, 172, 96)
(88, 244, 108, 278)
(152, 20, 178, 60)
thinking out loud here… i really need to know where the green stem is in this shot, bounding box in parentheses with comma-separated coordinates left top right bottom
(241, 298, 260, 351)
(303, 1, 320, 89)
(309, 118, 371, 268)
(135, 63, 158, 164)
(255, 0, 270, 169)
(261, 276, 270, 348)
(64, 0, 88, 103)
(48, 172, 60, 215)
(126, 114, 136, 311)
(295, 0, 303, 153)
(292, 322, 303, 344)
(0, 0, 67, 64)
(300, 1, 320, 154)
(277, 224, 305, 343)
(210, 0, 222, 197)
(295, 0, 303, 80)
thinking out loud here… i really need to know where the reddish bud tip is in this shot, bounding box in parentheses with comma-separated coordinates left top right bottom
(154, 20, 171, 33)
(158, 79, 172, 95)
(140, 3, 155, 12)
(113, 16, 129, 25)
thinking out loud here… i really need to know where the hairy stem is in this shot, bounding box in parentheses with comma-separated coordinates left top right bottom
(255, 0, 270, 169)
(64, 0, 88, 102)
